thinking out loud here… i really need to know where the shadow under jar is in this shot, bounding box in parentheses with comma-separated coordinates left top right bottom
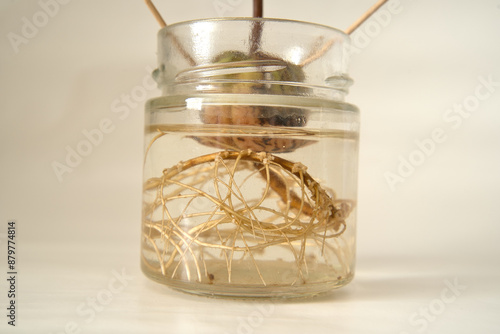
(141, 18, 360, 299)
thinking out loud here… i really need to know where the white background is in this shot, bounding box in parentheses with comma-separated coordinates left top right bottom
(1, 0, 499, 333)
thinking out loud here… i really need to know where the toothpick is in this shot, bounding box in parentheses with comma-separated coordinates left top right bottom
(253, 0, 263, 18)
(250, 0, 263, 54)
(345, 0, 389, 35)
(144, 0, 167, 28)
(299, 38, 335, 67)
(143, 0, 196, 65)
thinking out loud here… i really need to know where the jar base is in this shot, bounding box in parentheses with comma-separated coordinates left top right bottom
(142, 262, 354, 299)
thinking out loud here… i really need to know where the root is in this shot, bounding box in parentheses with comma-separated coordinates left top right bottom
(142, 149, 354, 285)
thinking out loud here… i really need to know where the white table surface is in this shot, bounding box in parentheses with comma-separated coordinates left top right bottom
(4, 234, 500, 334)
(1, 0, 500, 333)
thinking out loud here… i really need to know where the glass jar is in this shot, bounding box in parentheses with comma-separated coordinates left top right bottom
(141, 18, 359, 298)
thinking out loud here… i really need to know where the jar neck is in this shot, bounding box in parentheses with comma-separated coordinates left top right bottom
(154, 61, 352, 101)
(154, 18, 353, 101)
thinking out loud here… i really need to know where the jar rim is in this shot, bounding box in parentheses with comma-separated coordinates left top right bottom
(160, 17, 349, 40)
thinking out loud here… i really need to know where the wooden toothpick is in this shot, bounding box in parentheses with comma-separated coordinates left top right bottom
(253, 0, 263, 18)
(144, 0, 167, 28)
(250, 0, 263, 54)
(143, 0, 196, 65)
(345, 0, 389, 35)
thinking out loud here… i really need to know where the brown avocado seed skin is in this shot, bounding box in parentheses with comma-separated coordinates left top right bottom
(197, 51, 311, 153)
